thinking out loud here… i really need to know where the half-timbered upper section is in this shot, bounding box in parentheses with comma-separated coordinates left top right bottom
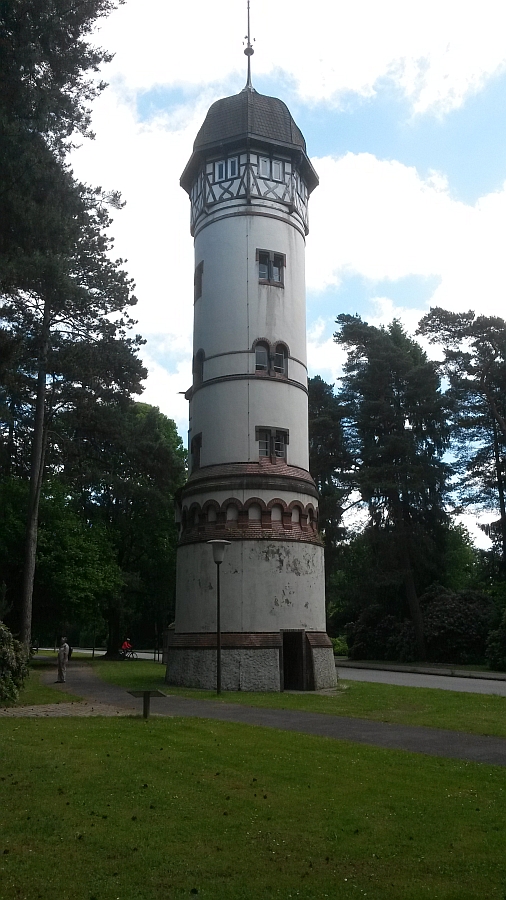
(180, 88, 319, 237)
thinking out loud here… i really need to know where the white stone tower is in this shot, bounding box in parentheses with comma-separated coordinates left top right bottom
(166, 38, 336, 692)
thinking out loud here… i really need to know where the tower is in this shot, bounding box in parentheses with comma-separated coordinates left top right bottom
(166, 38, 337, 692)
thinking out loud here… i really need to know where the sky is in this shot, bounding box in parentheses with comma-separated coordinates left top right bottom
(70, 0, 506, 539)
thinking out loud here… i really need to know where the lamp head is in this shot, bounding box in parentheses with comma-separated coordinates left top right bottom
(207, 539, 231, 564)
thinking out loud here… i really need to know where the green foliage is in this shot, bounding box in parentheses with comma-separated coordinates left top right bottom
(420, 584, 495, 665)
(330, 635, 348, 655)
(0, 620, 28, 703)
(418, 308, 506, 568)
(0, 0, 140, 646)
(486, 610, 506, 671)
(51, 401, 186, 650)
(345, 585, 496, 665)
(34, 482, 123, 638)
(308, 375, 349, 584)
(440, 523, 480, 591)
(345, 604, 416, 662)
(333, 315, 453, 659)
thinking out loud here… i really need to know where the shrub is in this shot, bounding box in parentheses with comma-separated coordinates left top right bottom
(486, 610, 506, 671)
(331, 635, 349, 656)
(0, 622, 29, 704)
(420, 585, 495, 665)
(345, 606, 416, 662)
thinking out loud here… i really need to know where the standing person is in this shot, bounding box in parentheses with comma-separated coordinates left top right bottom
(57, 637, 69, 683)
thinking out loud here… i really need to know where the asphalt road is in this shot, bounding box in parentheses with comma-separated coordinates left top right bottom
(42, 649, 506, 695)
(337, 665, 506, 696)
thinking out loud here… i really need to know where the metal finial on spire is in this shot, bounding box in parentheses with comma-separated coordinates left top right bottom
(243, 0, 255, 91)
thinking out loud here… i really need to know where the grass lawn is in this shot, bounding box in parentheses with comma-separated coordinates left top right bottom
(1, 716, 505, 900)
(1, 660, 82, 708)
(94, 659, 506, 738)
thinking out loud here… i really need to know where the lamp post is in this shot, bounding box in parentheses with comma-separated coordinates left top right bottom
(207, 540, 231, 694)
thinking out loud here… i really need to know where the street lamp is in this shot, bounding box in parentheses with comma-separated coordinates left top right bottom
(207, 540, 231, 695)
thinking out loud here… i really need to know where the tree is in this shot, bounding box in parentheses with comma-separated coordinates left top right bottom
(308, 376, 350, 589)
(55, 401, 186, 654)
(0, 621, 28, 704)
(1, 179, 144, 646)
(0, 0, 138, 647)
(334, 316, 452, 659)
(418, 309, 506, 569)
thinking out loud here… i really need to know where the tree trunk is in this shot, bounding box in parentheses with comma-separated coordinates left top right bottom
(393, 496, 426, 661)
(20, 301, 50, 648)
(105, 602, 122, 658)
(491, 414, 506, 571)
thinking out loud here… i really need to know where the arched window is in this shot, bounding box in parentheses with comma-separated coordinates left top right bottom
(273, 344, 287, 376)
(255, 342, 269, 372)
(226, 504, 239, 523)
(207, 507, 217, 523)
(291, 506, 300, 524)
(271, 504, 283, 522)
(248, 503, 262, 521)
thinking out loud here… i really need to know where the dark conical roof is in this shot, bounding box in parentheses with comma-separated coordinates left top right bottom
(181, 88, 318, 194)
(193, 90, 306, 153)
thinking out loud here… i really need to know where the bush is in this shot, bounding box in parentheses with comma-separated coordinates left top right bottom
(331, 635, 349, 656)
(486, 610, 506, 671)
(345, 585, 495, 664)
(420, 585, 495, 665)
(345, 606, 416, 662)
(0, 621, 29, 704)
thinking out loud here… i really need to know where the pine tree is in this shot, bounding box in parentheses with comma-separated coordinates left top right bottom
(334, 315, 452, 659)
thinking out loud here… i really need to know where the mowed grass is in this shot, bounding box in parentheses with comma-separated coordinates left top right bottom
(0, 717, 505, 900)
(2, 660, 82, 708)
(95, 659, 506, 738)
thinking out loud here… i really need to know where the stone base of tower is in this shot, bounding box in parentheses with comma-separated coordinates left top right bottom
(164, 633, 337, 692)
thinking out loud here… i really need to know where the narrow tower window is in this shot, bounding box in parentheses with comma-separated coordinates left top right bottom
(193, 349, 205, 386)
(273, 431, 288, 459)
(255, 342, 269, 371)
(194, 261, 204, 302)
(190, 433, 202, 471)
(257, 429, 271, 457)
(259, 157, 270, 177)
(214, 157, 238, 182)
(257, 250, 285, 286)
(273, 344, 288, 376)
(271, 159, 283, 181)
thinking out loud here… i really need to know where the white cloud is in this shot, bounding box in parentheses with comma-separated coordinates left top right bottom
(307, 318, 348, 385)
(69, 2, 506, 436)
(94, 0, 506, 115)
(307, 152, 506, 318)
(140, 357, 191, 439)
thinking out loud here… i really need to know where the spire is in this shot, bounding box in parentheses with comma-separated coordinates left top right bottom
(243, 0, 255, 91)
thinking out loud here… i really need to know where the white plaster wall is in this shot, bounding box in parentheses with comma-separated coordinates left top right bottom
(193, 213, 307, 368)
(175, 539, 326, 633)
(201, 352, 307, 384)
(191, 378, 309, 468)
(203, 352, 250, 380)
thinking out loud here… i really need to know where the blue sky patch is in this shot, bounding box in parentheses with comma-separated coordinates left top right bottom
(307, 272, 441, 326)
(242, 71, 506, 206)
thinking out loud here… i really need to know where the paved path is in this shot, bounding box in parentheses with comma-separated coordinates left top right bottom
(337, 665, 506, 696)
(2, 661, 506, 767)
